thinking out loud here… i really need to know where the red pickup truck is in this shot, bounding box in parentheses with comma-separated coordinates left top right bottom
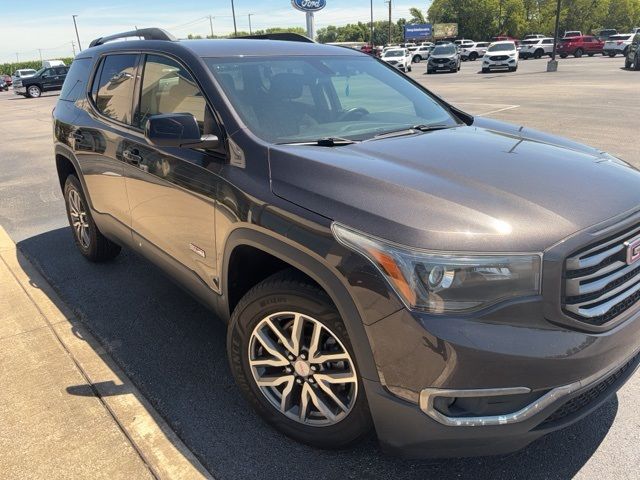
(557, 35, 604, 57)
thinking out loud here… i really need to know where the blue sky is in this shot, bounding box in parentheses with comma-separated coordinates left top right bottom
(1, 1, 430, 63)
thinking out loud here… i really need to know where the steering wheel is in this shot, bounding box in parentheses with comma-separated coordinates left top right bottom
(338, 107, 370, 122)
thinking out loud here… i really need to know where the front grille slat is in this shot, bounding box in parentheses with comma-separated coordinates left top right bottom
(563, 224, 640, 326)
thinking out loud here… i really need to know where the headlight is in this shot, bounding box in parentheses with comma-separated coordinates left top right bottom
(333, 224, 541, 314)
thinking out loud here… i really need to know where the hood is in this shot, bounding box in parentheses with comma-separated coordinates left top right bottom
(430, 53, 457, 59)
(269, 121, 640, 252)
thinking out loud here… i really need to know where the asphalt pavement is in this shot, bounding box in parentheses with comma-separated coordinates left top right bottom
(0, 55, 639, 479)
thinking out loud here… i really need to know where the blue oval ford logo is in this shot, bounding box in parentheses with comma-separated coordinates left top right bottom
(291, 0, 326, 12)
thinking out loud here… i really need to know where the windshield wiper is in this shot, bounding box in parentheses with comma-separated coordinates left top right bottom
(281, 137, 359, 147)
(370, 124, 452, 140)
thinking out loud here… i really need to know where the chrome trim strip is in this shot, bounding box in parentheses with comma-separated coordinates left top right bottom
(566, 223, 640, 270)
(419, 348, 640, 427)
(564, 261, 625, 296)
(565, 280, 640, 318)
(566, 243, 624, 270)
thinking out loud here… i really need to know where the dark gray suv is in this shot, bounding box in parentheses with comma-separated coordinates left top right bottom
(53, 28, 640, 458)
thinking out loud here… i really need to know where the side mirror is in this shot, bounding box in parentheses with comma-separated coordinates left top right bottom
(145, 113, 219, 149)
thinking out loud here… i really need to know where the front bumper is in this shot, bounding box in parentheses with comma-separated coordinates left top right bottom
(364, 290, 640, 457)
(483, 58, 518, 70)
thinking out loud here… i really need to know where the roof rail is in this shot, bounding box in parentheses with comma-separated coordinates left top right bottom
(89, 28, 176, 48)
(237, 32, 315, 43)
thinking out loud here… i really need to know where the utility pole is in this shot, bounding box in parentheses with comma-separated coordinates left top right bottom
(37, 49, 43, 63)
(385, 0, 392, 46)
(71, 41, 76, 56)
(248, 14, 253, 35)
(208, 15, 214, 38)
(230, 0, 238, 37)
(15, 53, 19, 63)
(72, 15, 82, 51)
(370, 0, 374, 48)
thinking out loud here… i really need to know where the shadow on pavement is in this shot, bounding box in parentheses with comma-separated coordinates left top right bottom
(17, 226, 618, 480)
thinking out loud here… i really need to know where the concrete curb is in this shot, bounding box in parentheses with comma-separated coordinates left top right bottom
(0, 226, 213, 480)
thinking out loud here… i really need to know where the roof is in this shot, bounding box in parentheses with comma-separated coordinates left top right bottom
(80, 37, 364, 59)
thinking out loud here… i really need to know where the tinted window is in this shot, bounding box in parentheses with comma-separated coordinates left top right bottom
(60, 58, 92, 102)
(94, 54, 138, 124)
(433, 45, 456, 55)
(137, 55, 210, 133)
(207, 56, 458, 144)
(487, 43, 515, 52)
(54, 67, 68, 75)
(542, 39, 553, 44)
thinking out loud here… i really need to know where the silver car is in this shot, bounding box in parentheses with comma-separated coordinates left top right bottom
(461, 42, 489, 61)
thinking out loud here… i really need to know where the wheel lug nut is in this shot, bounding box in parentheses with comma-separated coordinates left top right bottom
(308, 377, 315, 384)
(288, 354, 295, 361)
(300, 353, 306, 360)
(285, 367, 292, 373)
(310, 365, 317, 372)
(295, 378, 302, 384)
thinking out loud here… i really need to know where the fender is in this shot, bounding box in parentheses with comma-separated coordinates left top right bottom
(222, 226, 380, 382)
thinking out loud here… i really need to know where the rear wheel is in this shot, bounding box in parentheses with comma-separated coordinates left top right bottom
(469, 52, 478, 61)
(63, 175, 121, 262)
(574, 48, 583, 58)
(560, 54, 568, 58)
(227, 271, 372, 449)
(413, 55, 421, 63)
(27, 85, 41, 98)
(534, 49, 544, 59)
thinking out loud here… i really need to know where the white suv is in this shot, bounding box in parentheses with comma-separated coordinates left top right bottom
(381, 48, 412, 72)
(461, 42, 490, 61)
(519, 37, 555, 59)
(482, 41, 519, 72)
(604, 34, 634, 57)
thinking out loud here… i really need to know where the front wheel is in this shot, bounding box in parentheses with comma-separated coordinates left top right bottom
(27, 85, 41, 98)
(574, 48, 583, 58)
(64, 175, 121, 262)
(407, 64, 412, 72)
(482, 67, 489, 73)
(227, 271, 372, 449)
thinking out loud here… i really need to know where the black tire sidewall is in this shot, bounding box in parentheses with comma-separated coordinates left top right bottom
(64, 175, 99, 259)
(227, 278, 371, 449)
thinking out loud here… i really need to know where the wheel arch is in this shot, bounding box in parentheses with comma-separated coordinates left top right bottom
(222, 226, 380, 382)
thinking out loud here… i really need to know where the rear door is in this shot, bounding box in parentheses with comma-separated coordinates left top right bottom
(122, 53, 225, 292)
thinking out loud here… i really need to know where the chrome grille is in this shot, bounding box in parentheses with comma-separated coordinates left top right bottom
(490, 55, 509, 61)
(564, 224, 640, 326)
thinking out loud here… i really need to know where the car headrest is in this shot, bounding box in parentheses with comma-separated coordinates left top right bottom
(269, 73, 304, 100)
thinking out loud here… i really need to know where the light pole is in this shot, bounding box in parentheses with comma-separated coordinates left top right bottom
(37, 49, 43, 63)
(370, 0, 374, 48)
(548, 0, 561, 71)
(72, 15, 82, 51)
(384, 0, 392, 46)
(209, 15, 214, 38)
(15, 52, 19, 63)
(248, 14, 254, 35)
(230, 0, 238, 37)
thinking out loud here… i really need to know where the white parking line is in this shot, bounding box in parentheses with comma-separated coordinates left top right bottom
(476, 105, 521, 116)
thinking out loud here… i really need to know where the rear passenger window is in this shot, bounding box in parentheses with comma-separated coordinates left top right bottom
(93, 54, 138, 124)
(60, 58, 92, 102)
(137, 54, 212, 134)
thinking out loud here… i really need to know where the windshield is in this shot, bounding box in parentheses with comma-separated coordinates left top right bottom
(432, 45, 456, 55)
(487, 43, 515, 52)
(383, 50, 404, 57)
(609, 35, 631, 40)
(18, 69, 37, 76)
(206, 55, 458, 144)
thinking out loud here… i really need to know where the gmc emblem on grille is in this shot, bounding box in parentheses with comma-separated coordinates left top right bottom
(624, 236, 640, 265)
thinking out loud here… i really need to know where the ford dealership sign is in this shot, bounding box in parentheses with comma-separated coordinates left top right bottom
(292, 0, 326, 12)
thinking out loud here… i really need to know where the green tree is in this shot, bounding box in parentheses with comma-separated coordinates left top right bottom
(409, 7, 427, 23)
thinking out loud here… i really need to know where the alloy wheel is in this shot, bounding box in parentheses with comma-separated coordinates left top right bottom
(68, 188, 91, 249)
(28, 86, 41, 98)
(248, 311, 358, 427)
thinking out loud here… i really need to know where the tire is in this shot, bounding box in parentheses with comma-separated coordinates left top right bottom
(26, 85, 41, 98)
(427, 69, 434, 74)
(63, 175, 121, 262)
(587, 52, 594, 57)
(635, 56, 640, 71)
(623, 47, 629, 57)
(534, 49, 543, 59)
(608, 52, 617, 57)
(407, 64, 412, 72)
(470, 52, 478, 61)
(227, 270, 372, 449)
(482, 67, 489, 73)
(625, 57, 632, 69)
(574, 48, 583, 58)
(413, 55, 421, 63)
(560, 54, 568, 58)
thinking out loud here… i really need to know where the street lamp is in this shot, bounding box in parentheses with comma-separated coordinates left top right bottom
(72, 15, 82, 51)
(547, 0, 561, 71)
(230, 0, 238, 37)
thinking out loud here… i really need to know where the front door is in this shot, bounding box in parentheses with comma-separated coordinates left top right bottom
(123, 53, 224, 291)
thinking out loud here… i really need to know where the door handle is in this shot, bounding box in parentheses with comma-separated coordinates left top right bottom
(123, 149, 142, 165)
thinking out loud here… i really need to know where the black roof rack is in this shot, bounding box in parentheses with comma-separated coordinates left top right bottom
(89, 28, 176, 48)
(237, 32, 315, 43)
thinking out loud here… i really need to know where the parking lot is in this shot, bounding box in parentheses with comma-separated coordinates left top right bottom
(1, 54, 639, 479)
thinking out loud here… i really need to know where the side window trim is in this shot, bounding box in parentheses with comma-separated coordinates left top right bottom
(87, 52, 141, 131)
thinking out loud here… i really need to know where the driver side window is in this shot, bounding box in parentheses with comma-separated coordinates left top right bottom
(137, 54, 218, 137)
